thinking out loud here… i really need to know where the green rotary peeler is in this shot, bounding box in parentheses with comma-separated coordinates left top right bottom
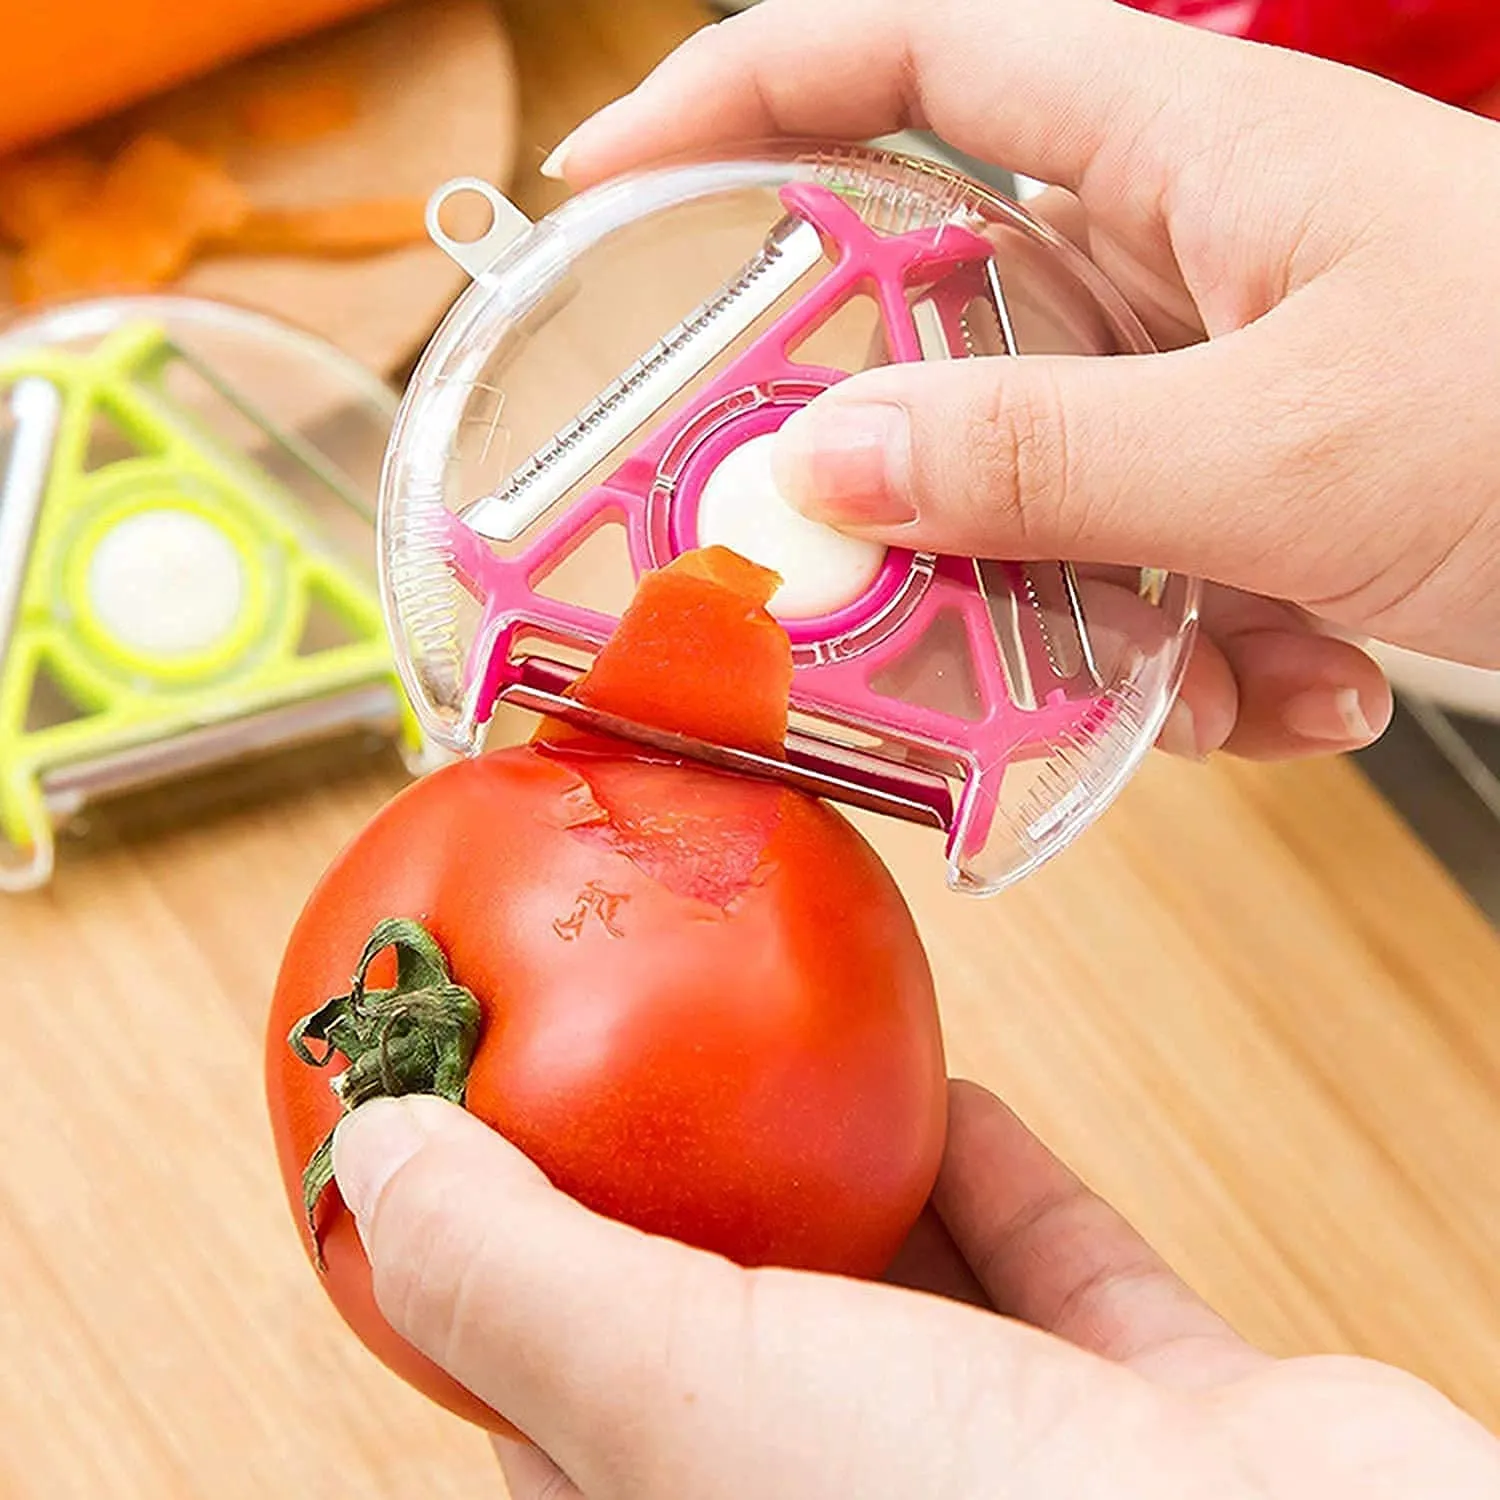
(0, 298, 425, 891)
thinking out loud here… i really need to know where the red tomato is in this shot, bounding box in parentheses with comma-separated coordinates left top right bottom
(1122, 0, 1500, 108)
(265, 742, 947, 1431)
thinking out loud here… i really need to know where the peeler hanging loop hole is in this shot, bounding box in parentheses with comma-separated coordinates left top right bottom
(425, 177, 532, 281)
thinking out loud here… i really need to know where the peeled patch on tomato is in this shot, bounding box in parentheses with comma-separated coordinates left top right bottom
(566, 753, 786, 909)
(531, 736, 784, 908)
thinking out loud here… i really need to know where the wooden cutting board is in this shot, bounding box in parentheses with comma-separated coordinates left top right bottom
(0, 0, 519, 376)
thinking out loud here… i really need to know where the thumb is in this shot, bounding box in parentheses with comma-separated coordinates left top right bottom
(769, 331, 1329, 598)
(331, 1095, 1154, 1500)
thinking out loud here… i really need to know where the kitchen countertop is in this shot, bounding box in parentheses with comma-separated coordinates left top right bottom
(2, 3, 1497, 1496)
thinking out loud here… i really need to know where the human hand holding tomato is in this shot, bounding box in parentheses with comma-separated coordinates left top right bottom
(328, 1080, 1500, 1499)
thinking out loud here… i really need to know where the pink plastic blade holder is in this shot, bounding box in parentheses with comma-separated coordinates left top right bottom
(432, 181, 1114, 885)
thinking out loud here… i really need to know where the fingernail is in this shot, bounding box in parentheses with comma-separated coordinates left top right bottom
(333, 1096, 437, 1233)
(772, 403, 916, 527)
(1157, 698, 1206, 760)
(540, 88, 640, 181)
(539, 137, 573, 180)
(1282, 685, 1376, 745)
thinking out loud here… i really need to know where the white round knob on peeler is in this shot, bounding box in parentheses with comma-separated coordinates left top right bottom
(87, 508, 245, 657)
(695, 433, 887, 620)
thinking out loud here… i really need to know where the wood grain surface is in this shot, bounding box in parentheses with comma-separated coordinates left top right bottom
(1, 2, 1497, 1496)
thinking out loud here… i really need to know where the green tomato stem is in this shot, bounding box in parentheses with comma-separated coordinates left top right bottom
(287, 917, 482, 1269)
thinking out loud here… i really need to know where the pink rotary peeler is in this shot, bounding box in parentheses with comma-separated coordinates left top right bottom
(379, 145, 1200, 894)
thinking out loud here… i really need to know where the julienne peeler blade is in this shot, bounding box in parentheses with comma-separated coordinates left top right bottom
(461, 214, 827, 544)
(983, 257, 1019, 356)
(948, 259, 1102, 698)
(978, 556, 1103, 712)
(499, 657, 955, 831)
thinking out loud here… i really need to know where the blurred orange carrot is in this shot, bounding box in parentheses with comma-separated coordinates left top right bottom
(238, 76, 361, 143)
(11, 134, 247, 304)
(0, 0, 389, 157)
(0, 148, 102, 245)
(105, 134, 249, 238)
(205, 198, 426, 257)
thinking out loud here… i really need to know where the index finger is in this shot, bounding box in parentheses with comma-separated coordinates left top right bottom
(549, 0, 1250, 192)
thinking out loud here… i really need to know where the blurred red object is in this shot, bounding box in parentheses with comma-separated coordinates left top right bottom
(1123, 1, 1500, 111)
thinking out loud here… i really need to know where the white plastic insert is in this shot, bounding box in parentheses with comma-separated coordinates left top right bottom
(694, 433, 887, 620)
(86, 507, 245, 656)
